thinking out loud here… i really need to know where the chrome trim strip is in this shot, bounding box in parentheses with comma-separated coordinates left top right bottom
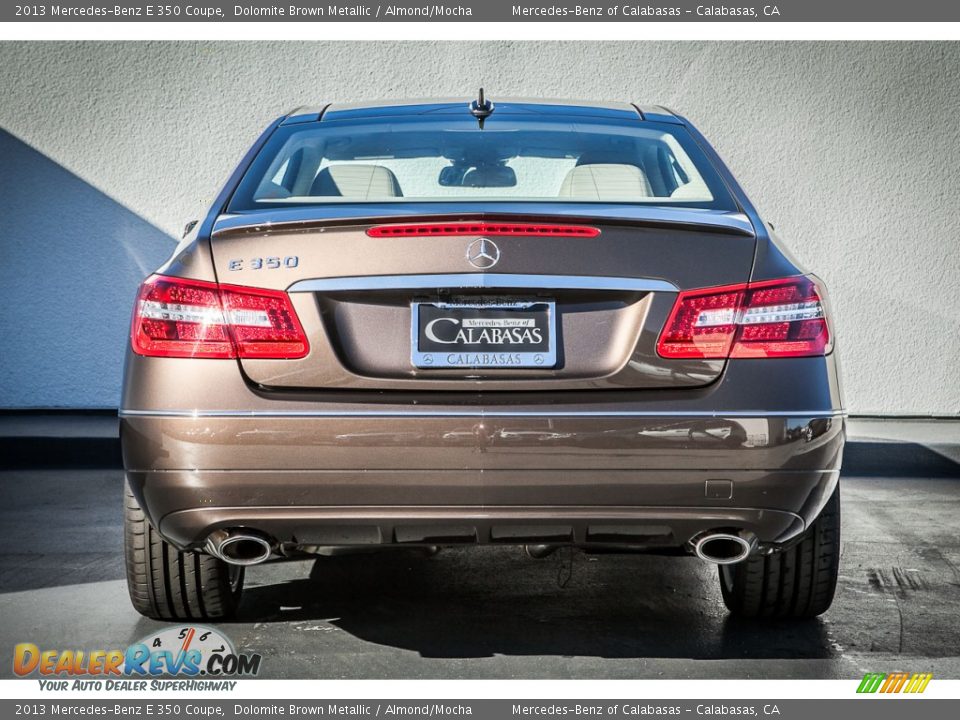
(287, 273, 678, 294)
(120, 409, 847, 419)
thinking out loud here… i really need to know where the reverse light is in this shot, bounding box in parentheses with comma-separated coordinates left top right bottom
(131, 275, 308, 359)
(656, 276, 832, 359)
(366, 222, 601, 238)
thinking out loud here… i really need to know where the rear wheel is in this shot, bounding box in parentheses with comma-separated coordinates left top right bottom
(124, 479, 243, 620)
(719, 485, 840, 619)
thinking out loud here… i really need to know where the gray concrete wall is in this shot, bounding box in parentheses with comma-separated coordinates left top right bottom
(0, 42, 957, 414)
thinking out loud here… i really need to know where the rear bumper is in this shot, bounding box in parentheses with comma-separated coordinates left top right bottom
(121, 352, 844, 553)
(122, 410, 843, 551)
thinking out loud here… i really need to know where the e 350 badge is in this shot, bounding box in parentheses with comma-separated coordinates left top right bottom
(14, 625, 262, 687)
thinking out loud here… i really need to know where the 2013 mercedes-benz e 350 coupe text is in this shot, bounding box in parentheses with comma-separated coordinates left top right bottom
(122, 95, 844, 621)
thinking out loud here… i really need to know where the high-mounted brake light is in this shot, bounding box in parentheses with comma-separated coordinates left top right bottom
(366, 222, 601, 238)
(656, 276, 832, 359)
(131, 275, 308, 359)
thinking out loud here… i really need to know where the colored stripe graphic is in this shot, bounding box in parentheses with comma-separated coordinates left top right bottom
(907, 673, 933, 693)
(857, 673, 886, 693)
(857, 672, 932, 693)
(879, 673, 898, 693)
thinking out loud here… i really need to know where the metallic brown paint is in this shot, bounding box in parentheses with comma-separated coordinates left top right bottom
(121, 109, 844, 564)
(209, 221, 752, 391)
(121, 346, 843, 553)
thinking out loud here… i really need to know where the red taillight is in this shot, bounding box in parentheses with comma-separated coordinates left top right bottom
(656, 276, 832, 359)
(366, 222, 601, 238)
(656, 283, 745, 360)
(131, 275, 308, 359)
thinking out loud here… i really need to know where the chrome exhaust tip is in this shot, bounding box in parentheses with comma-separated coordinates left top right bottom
(525, 544, 559, 559)
(693, 531, 758, 565)
(205, 529, 273, 566)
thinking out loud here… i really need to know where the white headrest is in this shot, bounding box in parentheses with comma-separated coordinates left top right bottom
(559, 164, 653, 200)
(312, 164, 402, 198)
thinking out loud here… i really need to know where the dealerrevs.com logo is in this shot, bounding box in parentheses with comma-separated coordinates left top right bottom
(14, 626, 261, 690)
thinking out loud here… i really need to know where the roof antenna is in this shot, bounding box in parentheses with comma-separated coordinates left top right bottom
(469, 88, 494, 129)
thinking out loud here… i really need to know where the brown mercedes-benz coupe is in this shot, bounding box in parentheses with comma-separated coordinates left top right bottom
(121, 97, 843, 621)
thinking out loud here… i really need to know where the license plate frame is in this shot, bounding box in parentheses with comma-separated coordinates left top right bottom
(411, 300, 557, 369)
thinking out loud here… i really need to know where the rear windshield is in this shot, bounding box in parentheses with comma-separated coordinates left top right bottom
(228, 115, 737, 212)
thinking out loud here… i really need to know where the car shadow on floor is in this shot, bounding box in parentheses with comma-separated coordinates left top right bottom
(237, 547, 834, 660)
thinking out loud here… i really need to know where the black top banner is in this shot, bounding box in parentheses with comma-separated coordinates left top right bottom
(4, 0, 958, 22)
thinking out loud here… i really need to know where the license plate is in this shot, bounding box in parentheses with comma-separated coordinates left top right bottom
(412, 300, 556, 369)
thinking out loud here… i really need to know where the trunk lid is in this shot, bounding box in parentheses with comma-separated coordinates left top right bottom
(209, 207, 756, 392)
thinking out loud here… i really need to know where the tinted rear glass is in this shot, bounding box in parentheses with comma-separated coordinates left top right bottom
(228, 114, 737, 212)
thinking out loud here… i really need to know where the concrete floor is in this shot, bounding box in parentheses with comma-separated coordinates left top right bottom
(1, 470, 959, 679)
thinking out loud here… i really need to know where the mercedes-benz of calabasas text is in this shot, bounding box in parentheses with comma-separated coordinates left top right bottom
(121, 96, 843, 620)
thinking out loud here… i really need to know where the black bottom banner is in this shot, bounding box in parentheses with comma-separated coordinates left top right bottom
(3, 699, 957, 720)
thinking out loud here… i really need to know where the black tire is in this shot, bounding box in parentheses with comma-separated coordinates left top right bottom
(719, 484, 840, 619)
(124, 479, 243, 620)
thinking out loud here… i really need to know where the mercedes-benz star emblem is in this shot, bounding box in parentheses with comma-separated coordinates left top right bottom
(466, 238, 500, 269)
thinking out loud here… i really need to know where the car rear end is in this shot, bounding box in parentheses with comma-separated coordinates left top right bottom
(120, 100, 843, 620)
